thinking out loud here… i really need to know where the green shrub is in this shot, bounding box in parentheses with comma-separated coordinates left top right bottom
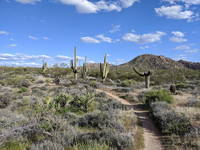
(120, 80, 136, 87)
(54, 94, 73, 108)
(150, 102, 192, 135)
(144, 89, 174, 106)
(17, 87, 28, 93)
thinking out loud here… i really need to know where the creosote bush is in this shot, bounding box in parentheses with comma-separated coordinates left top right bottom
(0, 94, 11, 108)
(144, 89, 174, 106)
(76, 130, 133, 150)
(73, 111, 124, 131)
(150, 102, 192, 135)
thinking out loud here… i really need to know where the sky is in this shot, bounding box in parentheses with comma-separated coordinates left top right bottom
(0, 0, 200, 67)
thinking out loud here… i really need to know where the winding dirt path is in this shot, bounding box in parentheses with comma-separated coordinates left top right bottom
(96, 89, 163, 150)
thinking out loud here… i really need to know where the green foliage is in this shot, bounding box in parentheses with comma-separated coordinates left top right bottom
(0, 141, 30, 150)
(73, 93, 95, 112)
(144, 89, 174, 106)
(54, 94, 73, 108)
(120, 79, 136, 87)
(17, 87, 28, 93)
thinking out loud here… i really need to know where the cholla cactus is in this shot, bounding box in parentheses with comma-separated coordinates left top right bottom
(81, 57, 88, 79)
(70, 47, 78, 80)
(132, 67, 151, 88)
(100, 54, 110, 82)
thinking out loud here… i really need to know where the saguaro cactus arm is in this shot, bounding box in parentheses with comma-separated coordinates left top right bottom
(132, 67, 144, 76)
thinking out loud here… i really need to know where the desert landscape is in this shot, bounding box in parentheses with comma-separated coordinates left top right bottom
(0, 51, 200, 150)
(1, 0, 200, 149)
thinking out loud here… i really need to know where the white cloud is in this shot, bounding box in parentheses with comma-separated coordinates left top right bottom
(122, 31, 166, 44)
(120, 0, 139, 8)
(163, 0, 200, 5)
(43, 37, 49, 40)
(0, 61, 41, 67)
(175, 45, 199, 53)
(8, 44, 17, 47)
(57, 0, 139, 14)
(175, 45, 190, 50)
(56, 55, 71, 60)
(171, 31, 185, 37)
(170, 36, 187, 42)
(81, 36, 100, 43)
(0, 30, 9, 35)
(81, 34, 113, 43)
(109, 24, 121, 33)
(155, 5, 194, 21)
(15, 0, 41, 4)
(0, 53, 51, 61)
(96, 34, 113, 43)
(170, 31, 187, 42)
(28, 35, 38, 40)
(95, 1, 122, 12)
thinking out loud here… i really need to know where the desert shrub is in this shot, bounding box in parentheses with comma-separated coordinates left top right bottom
(18, 79, 31, 88)
(74, 111, 124, 131)
(144, 89, 174, 106)
(185, 98, 200, 107)
(0, 94, 11, 108)
(97, 97, 123, 111)
(120, 79, 136, 87)
(71, 93, 95, 112)
(30, 140, 64, 150)
(66, 142, 110, 150)
(150, 102, 192, 135)
(76, 130, 133, 150)
(0, 141, 30, 150)
(17, 87, 28, 93)
(54, 94, 73, 108)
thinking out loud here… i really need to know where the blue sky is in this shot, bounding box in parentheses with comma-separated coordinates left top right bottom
(0, 0, 200, 67)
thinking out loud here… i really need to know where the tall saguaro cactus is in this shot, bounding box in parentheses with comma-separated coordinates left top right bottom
(42, 60, 48, 73)
(133, 67, 151, 88)
(100, 54, 110, 82)
(70, 47, 78, 80)
(81, 57, 88, 79)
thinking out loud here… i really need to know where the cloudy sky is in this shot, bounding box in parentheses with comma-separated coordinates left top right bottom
(0, 0, 200, 67)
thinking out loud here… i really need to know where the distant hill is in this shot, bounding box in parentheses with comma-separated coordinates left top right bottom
(178, 60, 200, 70)
(119, 54, 200, 71)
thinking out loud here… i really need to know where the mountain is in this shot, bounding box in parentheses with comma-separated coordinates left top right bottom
(178, 60, 200, 70)
(119, 54, 199, 71)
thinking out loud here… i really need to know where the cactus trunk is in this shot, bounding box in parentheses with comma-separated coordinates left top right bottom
(145, 75, 150, 88)
(70, 47, 78, 80)
(100, 54, 109, 83)
(132, 67, 151, 89)
(81, 57, 88, 79)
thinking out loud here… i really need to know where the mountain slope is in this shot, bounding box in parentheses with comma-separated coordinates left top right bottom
(119, 54, 199, 71)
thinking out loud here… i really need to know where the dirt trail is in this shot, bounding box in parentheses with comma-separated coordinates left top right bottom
(96, 89, 163, 150)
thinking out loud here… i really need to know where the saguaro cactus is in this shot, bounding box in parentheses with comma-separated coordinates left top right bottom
(133, 67, 151, 88)
(81, 57, 88, 79)
(100, 54, 110, 82)
(70, 47, 78, 80)
(42, 60, 48, 72)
